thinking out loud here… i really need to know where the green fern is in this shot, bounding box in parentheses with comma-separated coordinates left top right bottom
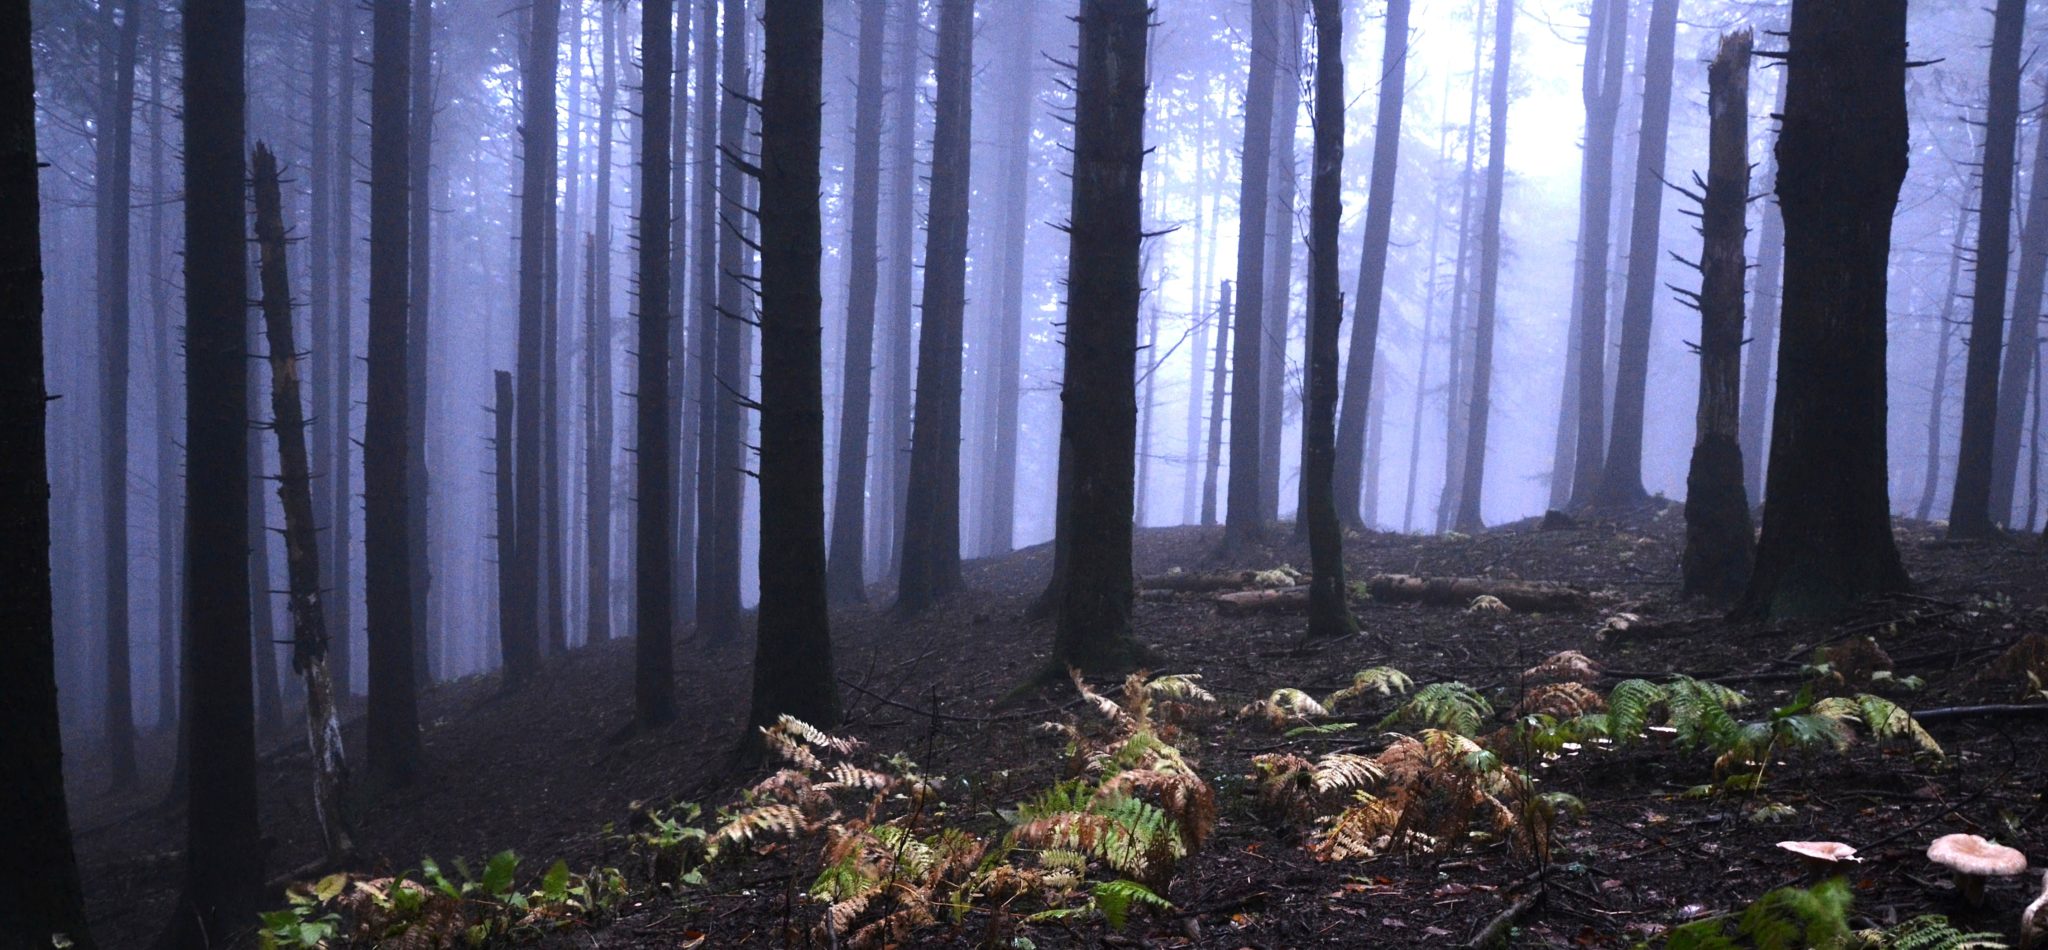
(1812, 695, 1944, 759)
(1380, 682, 1493, 736)
(1662, 878, 1852, 949)
(1326, 667, 1414, 710)
(1868, 915, 2007, 949)
(1089, 878, 1173, 930)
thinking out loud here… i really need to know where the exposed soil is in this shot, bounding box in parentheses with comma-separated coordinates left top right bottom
(68, 507, 2048, 947)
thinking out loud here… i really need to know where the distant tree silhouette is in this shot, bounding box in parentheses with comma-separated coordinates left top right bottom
(1451, 0, 1514, 532)
(637, 0, 677, 728)
(96, 0, 142, 791)
(1223, 0, 1278, 551)
(825, 0, 888, 606)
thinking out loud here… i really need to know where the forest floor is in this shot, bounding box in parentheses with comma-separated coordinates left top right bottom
(67, 505, 2048, 948)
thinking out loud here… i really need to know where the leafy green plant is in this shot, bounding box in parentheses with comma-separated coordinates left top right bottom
(1657, 879, 2005, 949)
(1380, 681, 1492, 736)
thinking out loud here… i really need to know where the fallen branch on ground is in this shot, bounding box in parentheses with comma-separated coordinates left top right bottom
(1367, 574, 1591, 613)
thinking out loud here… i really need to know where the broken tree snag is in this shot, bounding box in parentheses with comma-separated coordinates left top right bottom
(1366, 574, 1591, 613)
(1215, 586, 1311, 614)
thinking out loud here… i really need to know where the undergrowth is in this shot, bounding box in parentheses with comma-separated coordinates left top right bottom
(1657, 878, 2006, 949)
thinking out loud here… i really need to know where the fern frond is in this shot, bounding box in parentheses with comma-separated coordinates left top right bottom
(1876, 914, 2009, 949)
(1091, 878, 1173, 930)
(714, 803, 808, 847)
(1145, 673, 1216, 704)
(1327, 667, 1414, 709)
(1313, 753, 1384, 794)
(1241, 688, 1330, 728)
(1814, 694, 1944, 759)
(1381, 682, 1493, 736)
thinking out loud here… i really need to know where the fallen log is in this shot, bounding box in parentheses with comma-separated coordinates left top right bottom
(1214, 586, 1310, 614)
(1141, 569, 1302, 593)
(1366, 574, 1591, 613)
(1910, 704, 2048, 725)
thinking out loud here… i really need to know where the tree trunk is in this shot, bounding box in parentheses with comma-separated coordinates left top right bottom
(162, 0, 263, 936)
(1679, 32, 1755, 603)
(1260, 3, 1302, 525)
(1223, 0, 1279, 551)
(1595, 0, 1677, 509)
(1451, 0, 1513, 533)
(494, 372, 517, 676)
(248, 348, 282, 733)
(585, 0, 616, 643)
(1136, 304, 1159, 526)
(895, 0, 973, 615)
(307, 0, 336, 704)
(1564, 0, 1626, 511)
(1738, 0, 1911, 619)
(1401, 125, 1445, 533)
(1991, 74, 2048, 526)
(1918, 203, 1969, 522)
(1202, 281, 1232, 527)
(635, 0, 677, 727)
(406, 0, 434, 685)
(748, 0, 842, 733)
(825, 0, 888, 604)
(1052, 0, 1150, 675)
(252, 144, 357, 866)
(698, 0, 750, 642)
(873, 0, 920, 577)
(0, 6, 97, 938)
(982, 2, 1034, 556)
(148, 8, 178, 733)
(1437, 0, 1486, 534)
(510, 0, 557, 680)
(1739, 68, 1786, 504)
(1332, 0, 1407, 529)
(1303, 0, 1356, 639)
(331, 0, 358, 700)
(1950, 0, 2028, 538)
(97, 0, 142, 790)
(364, 0, 421, 786)
(689, 0, 717, 621)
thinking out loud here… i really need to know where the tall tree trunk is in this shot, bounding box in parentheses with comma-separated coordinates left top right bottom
(585, 0, 616, 642)
(1564, 0, 1626, 511)
(252, 144, 356, 866)
(406, 0, 434, 685)
(331, 0, 358, 699)
(163, 0, 263, 936)
(636, 0, 676, 726)
(1260, 3, 1302, 524)
(698, 0, 750, 642)
(749, 0, 842, 732)
(1437, 0, 1485, 534)
(1595, 0, 1677, 509)
(873, 0, 919, 576)
(1053, 0, 1150, 674)
(1680, 32, 1755, 602)
(1332, 0, 1406, 529)
(365, 0, 421, 786)
(308, 0, 336, 702)
(1303, 0, 1356, 639)
(494, 371, 517, 670)
(895, 0, 973, 615)
(1950, 0, 2028, 538)
(1183, 116, 1213, 527)
(668, 0, 693, 626)
(1223, 0, 1278, 550)
(1991, 73, 2048, 525)
(0, 5, 97, 938)
(983, 2, 1033, 555)
(1739, 68, 1787, 503)
(511, 0, 558, 680)
(1739, 0, 1910, 619)
(688, 0, 716, 621)
(248, 349, 282, 733)
(148, 7, 178, 732)
(1402, 122, 1447, 533)
(1919, 202, 1969, 522)
(1201, 281, 1232, 526)
(825, 0, 888, 604)
(1451, 0, 1512, 532)
(97, 0, 142, 790)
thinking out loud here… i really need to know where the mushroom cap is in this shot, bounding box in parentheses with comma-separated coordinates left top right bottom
(1777, 841, 1860, 863)
(1927, 834, 2029, 876)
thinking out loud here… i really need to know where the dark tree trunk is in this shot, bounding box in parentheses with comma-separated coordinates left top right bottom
(748, 0, 842, 732)
(1437, 0, 1485, 534)
(1918, 202, 1969, 522)
(982, 3, 1034, 555)
(585, 0, 616, 643)
(1595, 0, 1677, 509)
(510, 0, 558, 681)
(689, 0, 717, 622)
(1740, 69, 1787, 503)
(1052, 0, 1150, 674)
(252, 144, 356, 865)
(162, 0, 263, 937)
(148, 11, 178, 733)
(873, 0, 920, 576)
(308, 0, 336, 704)
(1679, 32, 1755, 603)
(669, 0, 693, 628)
(406, 0, 434, 685)
(1331, 0, 1406, 529)
(698, 0, 750, 642)
(825, 0, 888, 605)
(1738, 0, 1911, 619)
(248, 350, 282, 734)
(331, 0, 357, 700)
(1563, 0, 1626, 511)
(364, 0, 421, 786)
(1950, 0, 2028, 539)
(637, 0, 677, 727)
(1223, 0, 1278, 551)
(1991, 74, 2048, 525)
(1260, 4, 1302, 524)
(494, 372, 517, 675)
(1303, 0, 1356, 639)
(97, 0, 142, 790)
(0, 6, 96, 939)
(895, 0, 973, 615)
(1201, 281, 1232, 526)
(1451, 0, 1513, 533)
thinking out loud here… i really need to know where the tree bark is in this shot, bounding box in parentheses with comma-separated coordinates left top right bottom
(252, 144, 356, 866)
(1303, 0, 1356, 639)
(1201, 281, 1231, 527)
(697, 0, 750, 642)
(873, 0, 920, 577)
(895, 0, 973, 615)
(511, 0, 558, 679)
(1991, 73, 2048, 526)
(585, 0, 616, 642)
(1563, 0, 1626, 511)
(1679, 32, 1755, 603)
(1738, 0, 1911, 619)
(0, 5, 97, 938)
(97, 0, 142, 791)
(406, 0, 434, 685)
(1950, 0, 2028, 539)
(1739, 68, 1787, 504)
(330, 0, 358, 700)
(689, 0, 718, 621)
(248, 345, 282, 734)
(147, 7, 178, 733)
(982, 2, 1034, 556)
(494, 372, 517, 679)
(749, 0, 841, 732)
(825, 0, 888, 605)
(1223, 0, 1278, 551)
(637, 0, 677, 727)
(1451, 0, 1513, 532)
(1052, 0, 1150, 675)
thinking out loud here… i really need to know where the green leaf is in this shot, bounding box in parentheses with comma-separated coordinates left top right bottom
(312, 873, 347, 903)
(482, 850, 520, 897)
(541, 860, 571, 905)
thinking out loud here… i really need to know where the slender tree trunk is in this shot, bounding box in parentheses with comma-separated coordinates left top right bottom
(0, 6, 97, 938)
(252, 145, 356, 865)
(1183, 118, 1212, 526)
(1437, 0, 1485, 534)
(1053, 0, 1150, 674)
(1740, 68, 1787, 503)
(1223, 0, 1278, 550)
(825, 0, 888, 604)
(97, 0, 142, 790)
(1991, 74, 2048, 525)
(1919, 202, 1969, 522)
(494, 371, 518, 669)
(1136, 305, 1159, 526)
(1595, 0, 1677, 509)
(668, 0, 693, 626)
(983, 2, 1033, 555)
(331, 0, 358, 699)
(873, 0, 919, 577)
(895, 0, 973, 615)
(1739, 0, 1911, 619)
(406, 0, 434, 685)
(636, 0, 676, 726)
(749, 0, 841, 732)
(1451, 0, 1512, 533)
(511, 0, 558, 680)
(585, 0, 616, 642)
(248, 351, 282, 733)
(1260, 3, 1302, 524)
(689, 0, 717, 620)
(1402, 128, 1445, 533)
(1362, 367, 1385, 527)
(1332, 0, 1406, 529)
(1950, 0, 2028, 538)
(1680, 32, 1755, 602)
(148, 10, 178, 733)
(698, 0, 750, 642)
(1304, 0, 1356, 639)
(162, 0, 263, 936)
(1564, 0, 1626, 511)
(308, 0, 336, 702)
(1202, 281, 1232, 526)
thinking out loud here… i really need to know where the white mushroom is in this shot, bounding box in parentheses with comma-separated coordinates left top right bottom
(1927, 833, 2029, 905)
(1776, 840, 1860, 876)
